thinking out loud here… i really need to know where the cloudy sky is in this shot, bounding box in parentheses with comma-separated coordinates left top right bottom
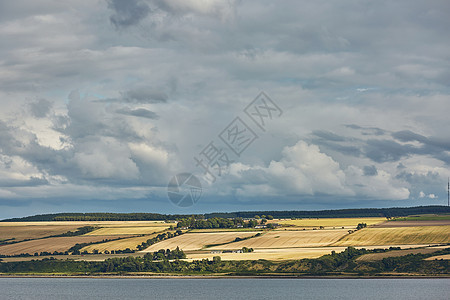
(1, 0, 449, 219)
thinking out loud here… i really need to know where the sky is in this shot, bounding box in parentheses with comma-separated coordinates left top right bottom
(0, 0, 449, 219)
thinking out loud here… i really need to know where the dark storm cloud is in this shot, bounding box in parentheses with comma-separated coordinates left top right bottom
(395, 170, 444, 200)
(325, 143, 362, 157)
(59, 92, 145, 143)
(0, 177, 48, 188)
(362, 130, 450, 164)
(363, 139, 414, 163)
(311, 130, 346, 142)
(392, 130, 428, 143)
(363, 165, 378, 176)
(311, 127, 450, 165)
(397, 163, 406, 170)
(310, 130, 362, 156)
(0, 121, 17, 150)
(310, 138, 362, 157)
(29, 98, 53, 118)
(1, 113, 142, 186)
(108, 0, 151, 29)
(391, 130, 450, 164)
(396, 170, 441, 185)
(116, 107, 159, 119)
(344, 124, 386, 136)
(0, 120, 73, 182)
(121, 87, 168, 104)
(392, 130, 450, 151)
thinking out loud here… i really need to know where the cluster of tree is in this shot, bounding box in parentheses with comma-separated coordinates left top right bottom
(143, 247, 186, 261)
(0, 249, 90, 259)
(136, 230, 183, 251)
(34, 251, 68, 256)
(176, 217, 261, 229)
(356, 223, 367, 230)
(241, 247, 254, 253)
(53, 226, 97, 237)
(99, 255, 222, 273)
(0, 238, 15, 245)
(235, 233, 261, 243)
(253, 215, 274, 220)
(1, 246, 449, 275)
(105, 249, 135, 254)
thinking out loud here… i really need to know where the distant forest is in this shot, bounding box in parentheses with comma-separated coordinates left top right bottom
(2, 205, 449, 222)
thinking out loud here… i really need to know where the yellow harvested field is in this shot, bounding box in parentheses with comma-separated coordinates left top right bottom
(356, 248, 442, 261)
(187, 247, 348, 261)
(0, 236, 129, 256)
(0, 225, 83, 241)
(141, 232, 259, 252)
(84, 226, 169, 236)
(190, 244, 438, 262)
(425, 254, 450, 260)
(333, 226, 450, 246)
(81, 234, 161, 252)
(0, 221, 172, 241)
(209, 229, 348, 250)
(276, 218, 386, 228)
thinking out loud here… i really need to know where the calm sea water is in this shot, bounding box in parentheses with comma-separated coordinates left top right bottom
(0, 278, 449, 300)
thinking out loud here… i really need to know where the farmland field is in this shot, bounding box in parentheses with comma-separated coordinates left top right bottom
(141, 232, 259, 252)
(81, 233, 165, 252)
(424, 254, 450, 260)
(375, 220, 450, 227)
(356, 247, 447, 261)
(275, 217, 386, 228)
(0, 224, 84, 242)
(0, 235, 130, 256)
(0, 221, 172, 240)
(186, 247, 350, 261)
(1, 216, 449, 262)
(333, 225, 450, 246)
(208, 229, 348, 250)
(187, 244, 434, 261)
(84, 226, 169, 236)
(391, 214, 450, 221)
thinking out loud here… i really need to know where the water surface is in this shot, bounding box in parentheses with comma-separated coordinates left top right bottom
(1, 278, 449, 300)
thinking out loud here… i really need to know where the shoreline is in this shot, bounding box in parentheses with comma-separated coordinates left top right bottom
(1, 274, 449, 279)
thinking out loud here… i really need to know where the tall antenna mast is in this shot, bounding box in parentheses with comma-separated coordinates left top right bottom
(448, 177, 449, 207)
